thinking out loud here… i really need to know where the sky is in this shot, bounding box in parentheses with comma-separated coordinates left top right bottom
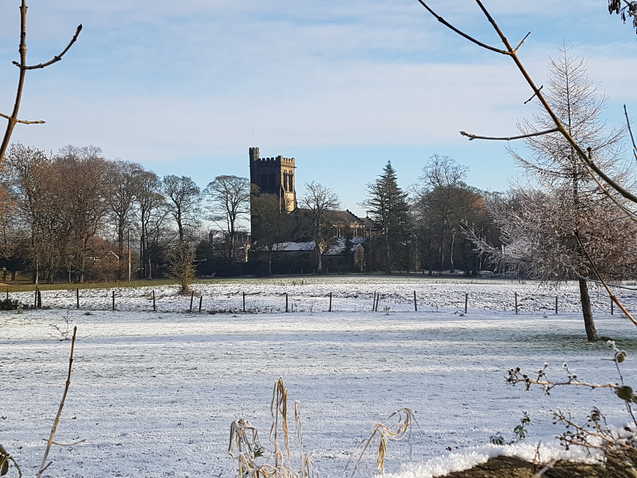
(0, 1, 636, 215)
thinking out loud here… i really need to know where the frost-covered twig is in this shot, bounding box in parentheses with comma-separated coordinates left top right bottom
(36, 326, 81, 478)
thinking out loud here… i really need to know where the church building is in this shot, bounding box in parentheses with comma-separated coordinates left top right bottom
(248, 146, 371, 272)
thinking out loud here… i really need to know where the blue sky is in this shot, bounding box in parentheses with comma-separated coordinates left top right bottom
(1, 1, 636, 215)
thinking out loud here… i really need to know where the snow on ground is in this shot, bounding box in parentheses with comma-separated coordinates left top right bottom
(2, 278, 637, 477)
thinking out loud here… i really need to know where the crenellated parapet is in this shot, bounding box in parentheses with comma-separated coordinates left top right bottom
(251, 156, 296, 167)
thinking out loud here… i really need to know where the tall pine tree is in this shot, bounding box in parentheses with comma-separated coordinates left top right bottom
(366, 162, 411, 273)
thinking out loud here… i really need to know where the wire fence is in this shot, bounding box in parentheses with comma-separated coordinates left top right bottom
(4, 284, 635, 317)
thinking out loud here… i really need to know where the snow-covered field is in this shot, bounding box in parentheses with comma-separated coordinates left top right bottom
(8, 276, 637, 315)
(2, 278, 637, 477)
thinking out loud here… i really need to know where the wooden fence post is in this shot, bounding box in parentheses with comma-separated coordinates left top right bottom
(76, 288, 80, 309)
(112, 291, 116, 311)
(329, 292, 333, 312)
(413, 291, 418, 312)
(243, 292, 246, 313)
(152, 290, 156, 312)
(285, 293, 289, 313)
(514, 292, 519, 315)
(198, 295, 203, 313)
(189, 291, 194, 313)
(555, 296, 558, 315)
(464, 293, 468, 314)
(372, 292, 376, 312)
(37, 289, 42, 309)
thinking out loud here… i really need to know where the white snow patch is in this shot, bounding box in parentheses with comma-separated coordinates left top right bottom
(383, 442, 601, 478)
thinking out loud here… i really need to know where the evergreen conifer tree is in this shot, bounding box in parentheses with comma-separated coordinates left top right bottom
(366, 162, 411, 273)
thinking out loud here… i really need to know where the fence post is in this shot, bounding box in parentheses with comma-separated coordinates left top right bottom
(372, 292, 376, 312)
(112, 291, 116, 311)
(76, 288, 80, 309)
(413, 291, 418, 312)
(464, 293, 468, 315)
(376, 294, 381, 312)
(38, 289, 42, 309)
(555, 296, 558, 315)
(5, 287, 9, 300)
(514, 292, 519, 315)
(152, 290, 156, 312)
(285, 293, 289, 313)
(329, 292, 332, 312)
(189, 291, 194, 313)
(243, 292, 246, 313)
(198, 295, 203, 313)
(33, 289, 37, 308)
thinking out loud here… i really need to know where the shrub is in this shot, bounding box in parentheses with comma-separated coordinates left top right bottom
(0, 298, 22, 311)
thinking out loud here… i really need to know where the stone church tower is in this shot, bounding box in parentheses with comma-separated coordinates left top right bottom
(249, 146, 297, 213)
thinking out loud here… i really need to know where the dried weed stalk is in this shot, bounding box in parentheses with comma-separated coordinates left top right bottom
(228, 378, 317, 478)
(348, 408, 414, 477)
(0, 444, 22, 478)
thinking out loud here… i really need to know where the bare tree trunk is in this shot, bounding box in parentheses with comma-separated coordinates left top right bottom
(315, 242, 323, 274)
(117, 225, 124, 280)
(449, 230, 456, 272)
(579, 278, 598, 342)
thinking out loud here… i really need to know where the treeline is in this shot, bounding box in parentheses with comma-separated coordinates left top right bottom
(0, 143, 505, 283)
(363, 156, 500, 275)
(0, 144, 203, 283)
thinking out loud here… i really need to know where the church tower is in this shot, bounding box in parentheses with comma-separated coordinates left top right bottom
(249, 146, 297, 213)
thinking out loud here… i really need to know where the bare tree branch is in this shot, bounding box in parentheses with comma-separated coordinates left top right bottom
(0, 111, 45, 125)
(0, 2, 82, 165)
(624, 104, 637, 163)
(36, 326, 80, 478)
(523, 85, 543, 105)
(414, 0, 510, 55)
(415, 0, 637, 206)
(460, 128, 559, 142)
(513, 32, 532, 52)
(14, 24, 83, 71)
(574, 231, 637, 327)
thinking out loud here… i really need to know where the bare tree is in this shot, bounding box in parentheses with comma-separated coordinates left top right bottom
(169, 240, 195, 295)
(422, 154, 467, 190)
(204, 175, 250, 263)
(106, 161, 142, 280)
(162, 175, 201, 242)
(56, 146, 111, 283)
(415, 157, 494, 275)
(0, 1, 82, 166)
(468, 53, 634, 341)
(415, 0, 637, 329)
(4, 144, 56, 283)
(133, 170, 166, 279)
(302, 182, 339, 274)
